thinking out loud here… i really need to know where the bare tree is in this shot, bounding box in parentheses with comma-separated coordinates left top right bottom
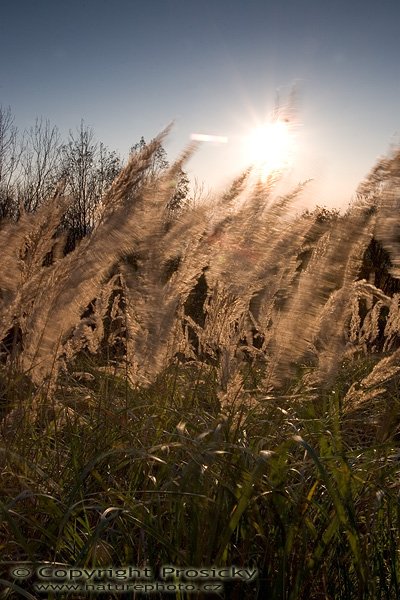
(0, 106, 21, 219)
(130, 135, 169, 182)
(60, 121, 121, 250)
(130, 135, 190, 212)
(19, 118, 62, 212)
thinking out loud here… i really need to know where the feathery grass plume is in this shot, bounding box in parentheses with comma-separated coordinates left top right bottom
(170, 177, 312, 386)
(112, 166, 257, 385)
(161, 167, 251, 276)
(356, 293, 389, 350)
(63, 273, 122, 360)
(0, 194, 64, 306)
(17, 129, 177, 383)
(18, 181, 69, 271)
(192, 179, 269, 359)
(210, 167, 251, 213)
(192, 283, 248, 365)
(311, 210, 377, 383)
(355, 147, 400, 206)
(99, 144, 213, 385)
(160, 170, 253, 332)
(344, 280, 392, 355)
(342, 347, 400, 421)
(117, 166, 256, 384)
(93, 124, 173, 223)
(0, 191, 71, 349)
(165, 168, 252, 275)
(264, 192, 377, 387)
(246, 197, 319, 351)
(159, 177, 311, 396)
(205, 177, 307, 303)
(0, 214, 34, 327)
(383, 292, 400, 350)
(205, 177, 273, 290)
(335, 149, 400, 400)
(373, 150, 400, 277)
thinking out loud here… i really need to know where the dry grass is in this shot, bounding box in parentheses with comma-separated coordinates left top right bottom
(1, 131, 400, 598)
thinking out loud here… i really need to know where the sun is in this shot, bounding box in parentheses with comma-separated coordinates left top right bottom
(245, 119, 293, 180)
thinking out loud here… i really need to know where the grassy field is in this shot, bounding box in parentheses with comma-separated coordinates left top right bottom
(1, 133, 400, 599)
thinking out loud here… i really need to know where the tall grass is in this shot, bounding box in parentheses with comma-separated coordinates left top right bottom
(1, 132, 400, 599)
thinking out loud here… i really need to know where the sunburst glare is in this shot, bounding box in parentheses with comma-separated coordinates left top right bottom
(245, 119, 294, 180)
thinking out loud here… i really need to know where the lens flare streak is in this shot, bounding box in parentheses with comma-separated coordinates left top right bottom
(190, 133, 228, 143)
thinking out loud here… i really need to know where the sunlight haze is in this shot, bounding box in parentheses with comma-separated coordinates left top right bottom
(1, 0, 399, 208)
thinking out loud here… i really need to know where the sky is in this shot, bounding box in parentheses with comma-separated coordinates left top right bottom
(1, 0, 400, 209)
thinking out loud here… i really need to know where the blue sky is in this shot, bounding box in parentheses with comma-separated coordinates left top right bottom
(1, 0, 400, 207)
